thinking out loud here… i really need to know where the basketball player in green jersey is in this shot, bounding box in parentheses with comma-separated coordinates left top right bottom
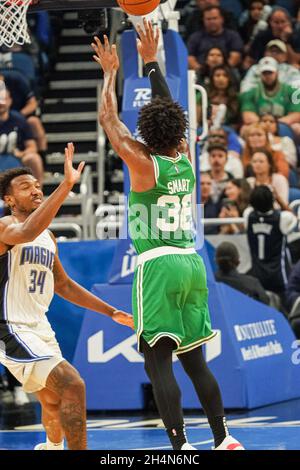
(92, 19, 244, 451)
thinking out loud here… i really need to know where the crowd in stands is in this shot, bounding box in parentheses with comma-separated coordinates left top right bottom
(185, 0, 300, 335)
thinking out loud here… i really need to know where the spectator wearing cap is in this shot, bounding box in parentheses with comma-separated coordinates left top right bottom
(241, 39, 300, 92)
(247, 7, 300, 67)
(239, 56, 300, 135)
(208, 142, 233, 203)
(215, 241, 270, 305)
(187, 5, 244, 71)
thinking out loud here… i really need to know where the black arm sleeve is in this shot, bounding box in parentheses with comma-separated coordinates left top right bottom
(144, 61, 172, 100)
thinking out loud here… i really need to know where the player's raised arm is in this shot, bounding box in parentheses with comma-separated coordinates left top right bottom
(136, 18, 172, 100)
(91, 35, 152, 174)
(0, 143, 85, 246)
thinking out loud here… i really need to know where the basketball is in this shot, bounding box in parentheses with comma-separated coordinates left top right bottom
(117, 0, 160, 16)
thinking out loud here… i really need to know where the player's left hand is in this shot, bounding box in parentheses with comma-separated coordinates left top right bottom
(91, 35, 120, 73)
(136, 17, 159, 64)
(64, 142, 85, 187)
(112, 310, 134, 329)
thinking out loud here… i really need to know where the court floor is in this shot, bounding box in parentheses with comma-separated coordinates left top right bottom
(1, 398, 300, 450)
(0, 400, 300, 450)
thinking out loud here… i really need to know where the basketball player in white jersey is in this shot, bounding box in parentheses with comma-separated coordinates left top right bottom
(0, 143, 133, 450)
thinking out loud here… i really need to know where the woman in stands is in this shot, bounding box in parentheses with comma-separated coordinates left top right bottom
(197, 65, 240, 129)
(260, 113, 298, 172)
(218, 178, 251, 234)
(242, 123, 289, 179)
(247, 149, 290, 207)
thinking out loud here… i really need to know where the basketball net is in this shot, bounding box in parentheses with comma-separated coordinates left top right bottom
(0, 0, 31, 48)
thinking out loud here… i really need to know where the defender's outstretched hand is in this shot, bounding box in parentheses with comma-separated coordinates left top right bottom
(136, 17, 159, 64)
(64, 142, 85, 187)
(112, 310, 134, 329)
(91, 35, 120, 73)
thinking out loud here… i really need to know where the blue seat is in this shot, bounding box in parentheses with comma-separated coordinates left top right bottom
(11, 52, 36, 88)
(278, 122, 296, 140)
(0, 155, 23, 172)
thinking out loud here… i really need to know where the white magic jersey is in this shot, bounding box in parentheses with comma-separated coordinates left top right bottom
(3, 230, 56, 325)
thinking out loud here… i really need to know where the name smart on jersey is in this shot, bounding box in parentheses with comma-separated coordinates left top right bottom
(167, 178, 191, 195)
(20, 246, 55, 270)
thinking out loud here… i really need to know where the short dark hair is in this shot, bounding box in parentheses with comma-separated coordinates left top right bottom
(208, 142, 227, 154)
(216, 242, 239, 274)
(203, 5, 223, 17)
(0, 167, 33, 200)
(250, 185, 274, 213)
(137, 97, 187, 154)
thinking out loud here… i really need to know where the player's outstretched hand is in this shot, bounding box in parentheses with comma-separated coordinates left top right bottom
(64, 142, 85, 187)
(136, 17, 159, 64)
(91, 35, 120, 73)
(112, 310, 134, 329)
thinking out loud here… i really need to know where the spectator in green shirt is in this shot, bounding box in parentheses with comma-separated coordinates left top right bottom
(239, 56, 300, 136)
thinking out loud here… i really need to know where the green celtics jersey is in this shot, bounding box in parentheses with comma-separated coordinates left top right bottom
(128, 153, 195, 255)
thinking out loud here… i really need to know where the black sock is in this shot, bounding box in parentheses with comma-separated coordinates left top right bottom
(209, 416, 229, 447)
(166, 425, 187, 450)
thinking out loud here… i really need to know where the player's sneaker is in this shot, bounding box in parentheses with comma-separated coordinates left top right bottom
(214, 436, 244, 450)
(181, 443, 197, 450)
(34, 441, 64, 450)
(13, 387, 30, 406)
(34, 443, 47, 450)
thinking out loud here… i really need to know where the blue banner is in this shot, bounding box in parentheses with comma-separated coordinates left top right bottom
(73, 263, 300, 410)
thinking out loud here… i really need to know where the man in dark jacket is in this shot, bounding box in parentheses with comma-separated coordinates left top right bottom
(215, 241, 270, 305)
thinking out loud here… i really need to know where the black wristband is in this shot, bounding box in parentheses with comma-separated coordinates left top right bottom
(144, 61, 172, 100)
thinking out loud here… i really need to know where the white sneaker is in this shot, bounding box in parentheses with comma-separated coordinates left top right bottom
(34, 443, 47, 450)
(34, 442, 64, 450)
(214, 435, 245, 450)
(13, 387, 30, 406)
(181, 443, 197, 450)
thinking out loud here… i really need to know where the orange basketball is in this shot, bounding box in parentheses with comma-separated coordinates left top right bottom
(117, 0, 160, 16)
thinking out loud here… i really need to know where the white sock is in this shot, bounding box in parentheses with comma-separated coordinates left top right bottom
(46, 437, 64, 450)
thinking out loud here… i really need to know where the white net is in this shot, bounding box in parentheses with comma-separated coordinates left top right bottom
(0, 0, 31, 48)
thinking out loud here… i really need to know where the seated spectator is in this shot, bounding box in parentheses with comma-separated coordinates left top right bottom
(208, 142, 233, 203)
(197, 46, 227, 87)
(241, 39, 300, 92)
(242, 123, 289, 179)
(200, 171, 220, 234)
(187, 5, 244, 71)
(218, 178, 251, 234)
(260, 113, 298, 170)
(246, 7, 300, 67)
(240, 57, 300, 136)
(215, 241, 270, 304)
(0, 71, 47, 155)
(200, 127, 243, 178)
(247, 149, 289, 205)
(285, 259, 300, 338)
(244, 185, 297, 298)
(183, 0, 237, 42)
(239, 0, 271, 54)
(0, 87, 43, 184)
(197, 65, 240, 128)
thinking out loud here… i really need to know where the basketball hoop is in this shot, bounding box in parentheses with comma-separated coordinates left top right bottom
(0, 0, 32, 48)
